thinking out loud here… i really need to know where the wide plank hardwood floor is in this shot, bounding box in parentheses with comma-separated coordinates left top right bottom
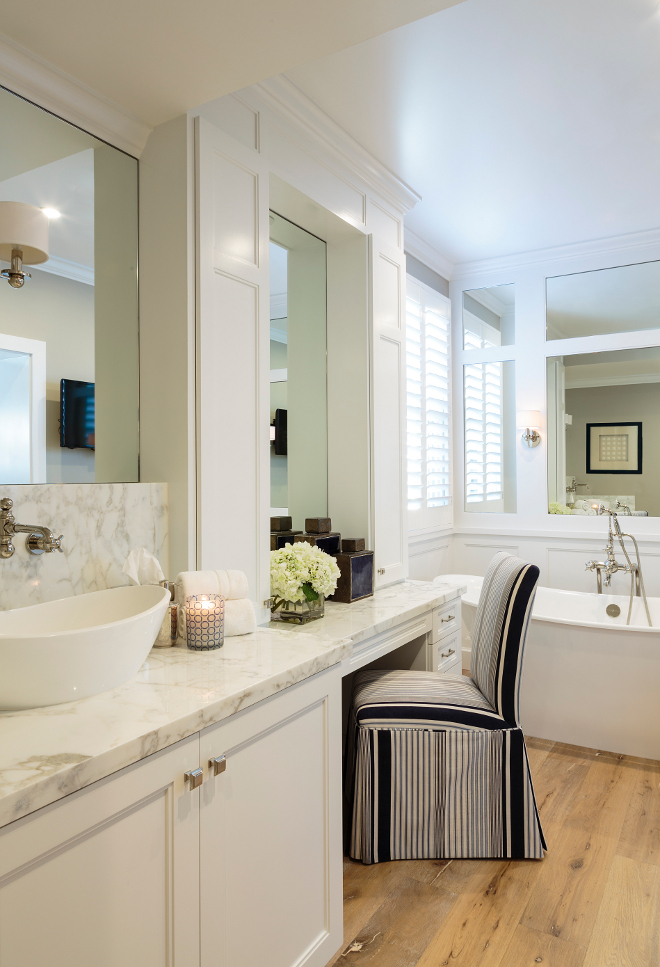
(327, 736, 660, 966)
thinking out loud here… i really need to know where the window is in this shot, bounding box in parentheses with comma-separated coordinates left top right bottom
(464, 361, 503, 505)
(406, 277, 452, 531)
(462, 358, 516, 514)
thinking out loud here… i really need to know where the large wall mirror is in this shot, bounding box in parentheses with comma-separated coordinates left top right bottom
(547, 260, 660, 340)
(0, 86, 138, 485)
(269, 211, 327, 525)
(547, 347, 660, 516)
(463, 283, 515, 349)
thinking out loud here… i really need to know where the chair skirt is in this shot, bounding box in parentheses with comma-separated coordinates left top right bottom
(350, 725, 545, 864)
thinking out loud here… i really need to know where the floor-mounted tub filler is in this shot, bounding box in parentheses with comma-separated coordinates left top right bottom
(436, 573, 660, 761)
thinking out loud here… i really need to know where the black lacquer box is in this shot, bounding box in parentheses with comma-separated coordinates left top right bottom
(294, 532, 341, 555)
(329, 549, 374, 603)
(270, 531, 302, 550)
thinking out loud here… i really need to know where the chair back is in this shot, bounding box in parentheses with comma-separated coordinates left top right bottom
(471, 552, 539, 726)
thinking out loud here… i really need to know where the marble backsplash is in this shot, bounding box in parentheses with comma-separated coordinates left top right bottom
(0, 483, 168, 611)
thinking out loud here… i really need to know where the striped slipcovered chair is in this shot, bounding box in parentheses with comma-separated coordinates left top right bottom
(348, 552, 546, 864)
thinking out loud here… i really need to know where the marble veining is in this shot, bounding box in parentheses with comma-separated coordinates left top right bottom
(0, 580, 464, 829)
(0, 483, 168, 611)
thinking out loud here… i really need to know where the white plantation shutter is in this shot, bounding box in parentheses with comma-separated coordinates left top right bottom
(464, 360, 503, 506)
(406, 278, 451, 531)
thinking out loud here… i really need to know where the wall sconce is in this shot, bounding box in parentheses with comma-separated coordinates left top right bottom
(517, 410, 541, 448)
(0, 201, 49, 288)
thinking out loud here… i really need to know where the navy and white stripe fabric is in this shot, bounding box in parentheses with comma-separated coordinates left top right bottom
(348, 553, 546, 864)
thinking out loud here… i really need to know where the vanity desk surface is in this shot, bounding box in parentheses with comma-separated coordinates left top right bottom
(0, 579, 464, 830)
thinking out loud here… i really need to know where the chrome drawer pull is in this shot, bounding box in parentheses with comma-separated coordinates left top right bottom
(184, 768, 204, 789)
(441, 648, 456, 658)
(441, 614, 455, 623)
(209, 755, 226, 777)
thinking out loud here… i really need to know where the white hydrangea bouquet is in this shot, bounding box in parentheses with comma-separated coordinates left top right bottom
(270, 541, 340, 623)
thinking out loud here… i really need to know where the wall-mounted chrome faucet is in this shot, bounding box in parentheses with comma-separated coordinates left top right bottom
(0, 498, 64, 559)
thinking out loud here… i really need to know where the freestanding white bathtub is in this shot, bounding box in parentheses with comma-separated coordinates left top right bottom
(435, 573, 660, 760)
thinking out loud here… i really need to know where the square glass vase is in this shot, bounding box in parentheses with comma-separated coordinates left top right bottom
(271, 594, 325, 624)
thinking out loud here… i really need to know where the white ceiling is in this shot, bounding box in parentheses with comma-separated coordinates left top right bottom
(0, 0, 464, 127)
(286, 0, 660, 266)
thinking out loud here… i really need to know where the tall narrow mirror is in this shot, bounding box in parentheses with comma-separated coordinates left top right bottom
(464, 359, 517, 512)
(269, 212, 327, 523)
(463, 283, 515, 349)
(547, 347, 660, 516)
(0, 86, 138, 484)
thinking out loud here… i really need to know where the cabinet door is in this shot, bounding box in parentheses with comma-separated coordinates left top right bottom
(195, 115, 271, 622)
(370, 235, 407, 587)
(0, 736, 200, 967)
(199, 666, 343, 967)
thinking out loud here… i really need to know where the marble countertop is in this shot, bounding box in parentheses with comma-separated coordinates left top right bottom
(0, 579, 464, 829)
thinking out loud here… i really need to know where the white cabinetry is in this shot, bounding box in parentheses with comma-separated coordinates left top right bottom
(199, 668, 342, 967)
(428, 597, 463, 675)
(0, 669, 342, 967)
(0, 735, 201, 967)
(370, 236, 407, 588)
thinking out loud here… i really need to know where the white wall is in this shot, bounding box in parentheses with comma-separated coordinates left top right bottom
(442, 230, 660, 593)
(0, 267, 95, 483)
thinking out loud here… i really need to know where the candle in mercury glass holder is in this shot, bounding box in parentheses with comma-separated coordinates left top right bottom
(185, 594, 225, 650)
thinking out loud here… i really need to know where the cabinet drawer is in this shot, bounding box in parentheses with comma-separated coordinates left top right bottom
(432, 598, 461, 642)
(428, 630, 461, 674)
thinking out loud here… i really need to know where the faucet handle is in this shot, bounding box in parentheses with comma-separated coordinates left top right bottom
(51, 535, 64, 553)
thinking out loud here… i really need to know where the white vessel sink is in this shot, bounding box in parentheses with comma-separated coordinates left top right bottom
(0, 585, 170, 710)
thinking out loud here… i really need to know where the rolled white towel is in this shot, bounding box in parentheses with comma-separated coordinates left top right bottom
(225, 598, 257, 637)
(175, 569, 256, 641)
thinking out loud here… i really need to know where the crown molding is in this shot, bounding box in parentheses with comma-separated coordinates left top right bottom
(252, 75, 421, 215)
(404, 228, 454, 281)
(35, 256, 94, 285)
(453, 226, 660, 280)
(0, 34, 151, 157)
(270, 325, 287, 344)
(565, 373, 660, 389)
(466, 287, 507, 317)
(1, 254, 94, 285)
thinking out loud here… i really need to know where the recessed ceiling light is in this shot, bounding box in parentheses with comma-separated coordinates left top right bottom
(41, 208, 61, 219)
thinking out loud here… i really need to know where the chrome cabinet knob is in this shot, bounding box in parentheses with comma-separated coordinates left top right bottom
(209, 755, 226, 777)
(184, 767, 204, 789)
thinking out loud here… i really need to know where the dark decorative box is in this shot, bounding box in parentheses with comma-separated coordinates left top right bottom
(342, 538, 365, 553)
(328, 550, 374, 603)
(271, 516, 293, 531)
(294, 532, 341, 555)
(304, 517, 332, 534)
(270, 531, 302, 550)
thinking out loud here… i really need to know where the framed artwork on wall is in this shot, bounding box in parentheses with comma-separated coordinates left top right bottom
(586, 422, 642, 474)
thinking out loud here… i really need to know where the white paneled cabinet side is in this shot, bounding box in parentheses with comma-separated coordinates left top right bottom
(195, 116, 271, 622)
(0, 668, 343, 967)
(370, 236, 408, 587)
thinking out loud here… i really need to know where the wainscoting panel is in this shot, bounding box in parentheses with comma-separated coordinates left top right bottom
(547, 544, 660, 596)
(408, 533, 454, 582)
(455, 540, 520, 576)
